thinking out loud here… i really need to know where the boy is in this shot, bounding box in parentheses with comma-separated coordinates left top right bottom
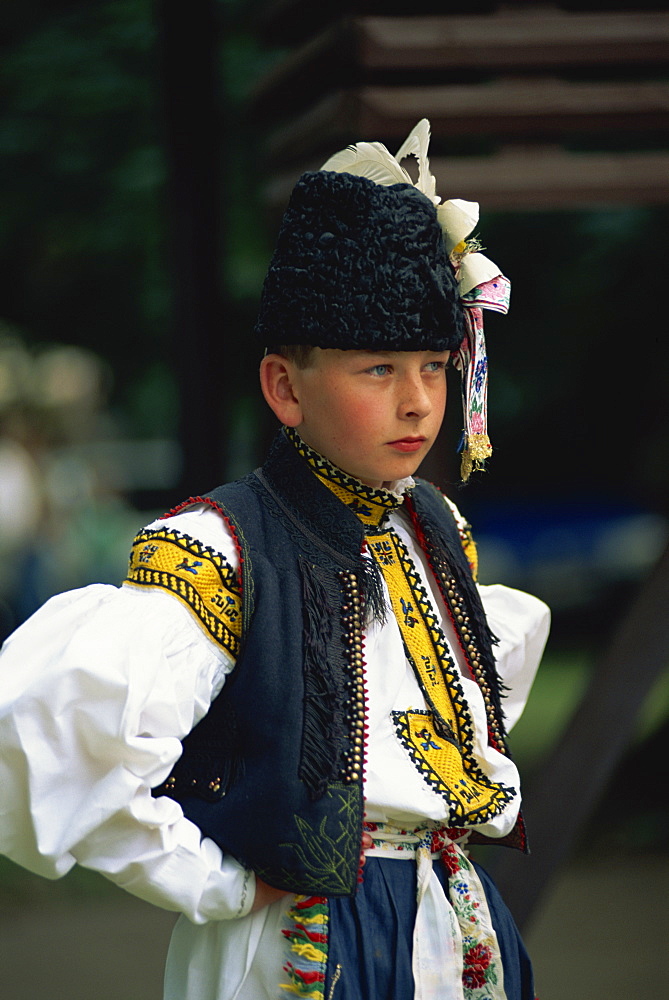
(0, 121, 549, 1000)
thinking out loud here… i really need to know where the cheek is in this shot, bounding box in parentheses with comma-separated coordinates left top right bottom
(432, 381, 448, 420)
(342, 399, 386, 438)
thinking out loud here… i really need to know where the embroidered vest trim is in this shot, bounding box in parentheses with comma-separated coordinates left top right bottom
(125, 527, 242, 660)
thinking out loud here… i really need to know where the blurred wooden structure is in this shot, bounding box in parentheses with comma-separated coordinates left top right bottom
(488, 541, 669, 927)
(249, 1, 669, 214)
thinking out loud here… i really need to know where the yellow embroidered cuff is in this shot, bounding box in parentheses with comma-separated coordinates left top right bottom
(125, 528, 242, 659)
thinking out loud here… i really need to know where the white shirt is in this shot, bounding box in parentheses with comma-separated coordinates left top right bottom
(0, 500, 550, 999)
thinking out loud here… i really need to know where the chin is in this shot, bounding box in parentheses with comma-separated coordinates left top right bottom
(379, 461, 422, 486)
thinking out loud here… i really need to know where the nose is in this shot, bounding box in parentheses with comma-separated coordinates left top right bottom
(398, 372, 432, 420)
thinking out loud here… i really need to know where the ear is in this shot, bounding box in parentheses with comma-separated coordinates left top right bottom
(259, 354, 304, 427)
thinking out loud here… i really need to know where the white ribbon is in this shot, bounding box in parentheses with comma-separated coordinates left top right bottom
(365, 826, 507, 1000)
(413, 843, 465, 1000)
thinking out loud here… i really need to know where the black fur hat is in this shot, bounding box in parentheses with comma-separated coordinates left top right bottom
(255, 170, 466, 353)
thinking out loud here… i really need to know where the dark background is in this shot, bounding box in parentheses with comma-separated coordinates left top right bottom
(0, 2, 666, 630)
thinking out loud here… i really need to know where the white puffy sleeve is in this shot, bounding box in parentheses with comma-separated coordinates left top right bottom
(478, 583, 551, 732)
(0, 505, 254, 923)
(442, 491, 550, 733)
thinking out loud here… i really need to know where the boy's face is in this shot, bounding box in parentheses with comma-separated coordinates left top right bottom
(285, 348, 450, 487)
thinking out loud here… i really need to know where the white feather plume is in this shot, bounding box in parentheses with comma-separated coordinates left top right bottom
(395, 118, 439, 205)
(319, 121, 502, 295)
(320, 140, 413, 187)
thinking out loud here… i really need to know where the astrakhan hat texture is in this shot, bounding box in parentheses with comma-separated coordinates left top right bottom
(255, 170, 466, 353)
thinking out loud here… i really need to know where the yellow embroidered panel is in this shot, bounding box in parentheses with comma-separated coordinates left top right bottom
(367, 529, 512, 825)
(125, 528, 242, 660)
(392, 709, 511, 823)
(284, 424, 403, 527)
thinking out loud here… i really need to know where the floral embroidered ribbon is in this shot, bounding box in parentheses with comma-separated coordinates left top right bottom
(371, 824, 506, 1000)
(455, 275, 511, 481)
(280, 825, 507, 1000)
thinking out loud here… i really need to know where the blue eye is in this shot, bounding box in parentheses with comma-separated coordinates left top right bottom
(368, 364, 392, 376)
(424, 361, 447, 373)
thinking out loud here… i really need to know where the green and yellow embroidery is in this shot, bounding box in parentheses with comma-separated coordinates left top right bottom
(125, 527, 242, 659)
(254, 788, 362, 896)
(280, 895, 329, 999)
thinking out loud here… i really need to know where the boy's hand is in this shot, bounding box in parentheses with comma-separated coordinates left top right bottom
(251, 876, 290, 912)
(251, 832, 375, 912)
(360, 830, 374, 864)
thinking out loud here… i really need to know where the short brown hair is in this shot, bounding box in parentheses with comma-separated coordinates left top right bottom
(268, 344, 316, 369)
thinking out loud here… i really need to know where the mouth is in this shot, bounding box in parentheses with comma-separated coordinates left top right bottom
(386, 437, 427, 453)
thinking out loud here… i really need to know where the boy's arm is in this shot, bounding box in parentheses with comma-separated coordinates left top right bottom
(477, 582, 550, 731)
(441, 492, 550, 731)
(0, 528, 258, 923)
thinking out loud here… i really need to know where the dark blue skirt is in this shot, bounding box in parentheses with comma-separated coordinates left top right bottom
(324, 856, 534, 1000)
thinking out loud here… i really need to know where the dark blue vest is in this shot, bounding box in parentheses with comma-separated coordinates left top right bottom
(152, 431, 524, 896)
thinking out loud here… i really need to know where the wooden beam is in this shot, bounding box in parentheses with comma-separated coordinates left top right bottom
(361, 11, 669, 71)
(430, 147, 669, 211)
(486, 543, 669, 930)
(263, 146, 669, 214)
(248, 11, 669, 122)
(264, 82, 669, 166)
(253, 1, 482, 48)
(154, 0, 227, 494)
